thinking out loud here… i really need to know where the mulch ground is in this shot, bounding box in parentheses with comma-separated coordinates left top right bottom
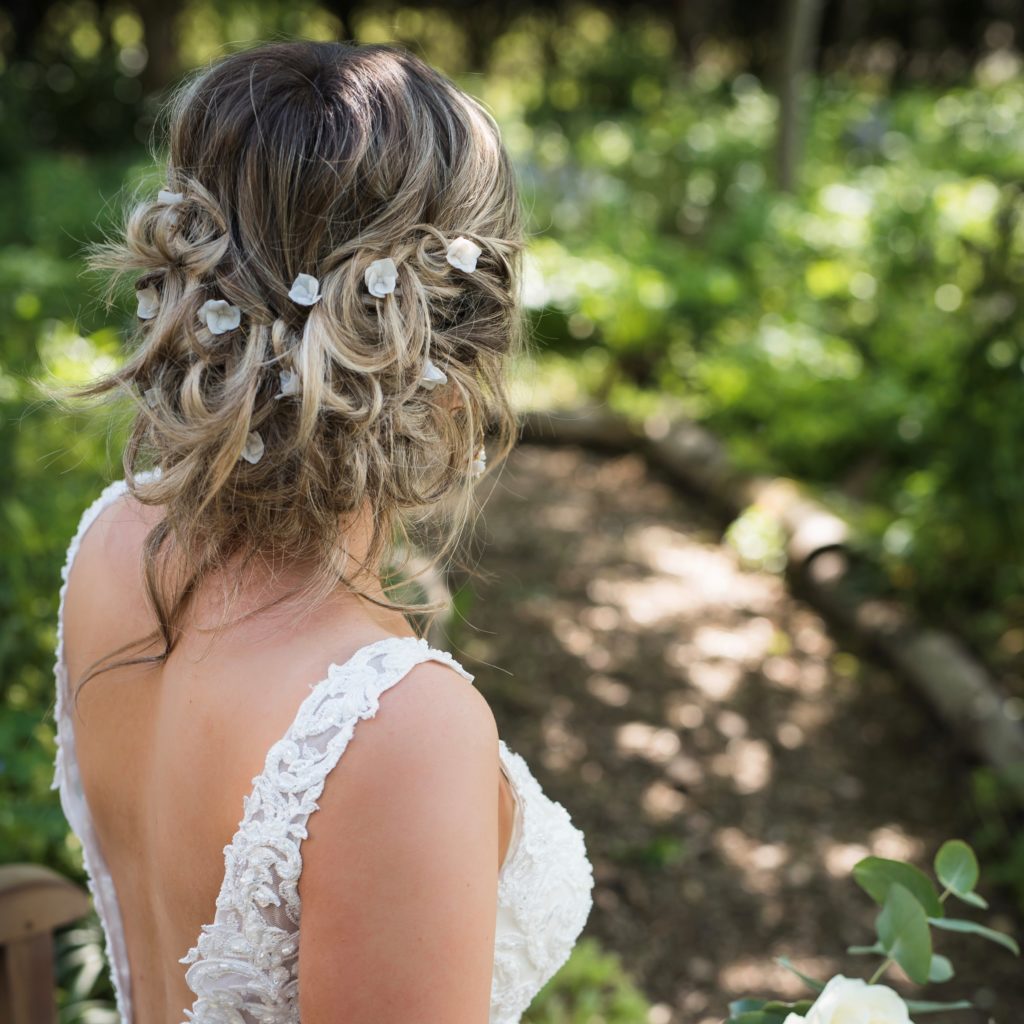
(446, 443, 1024, 1024)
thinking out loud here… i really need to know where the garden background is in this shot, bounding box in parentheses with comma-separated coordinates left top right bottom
(2, 1, 1024, 1021)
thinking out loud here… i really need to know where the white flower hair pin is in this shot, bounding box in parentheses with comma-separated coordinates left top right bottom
(365, 257, 398, 297)
(419, 357, 448, 390)
(157, 189, 185, 227)
(446, 236, 482, 273)
(198, 298, 241, 335)
(289, 273, 321, 306)
(470, 442, 487, 478)
(240, 430, 265, 464)
(274, 368, 301, 400)
(137, 285, 159, 320)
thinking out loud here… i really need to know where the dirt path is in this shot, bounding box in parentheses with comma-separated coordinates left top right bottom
(448, 444, 1023, 1024)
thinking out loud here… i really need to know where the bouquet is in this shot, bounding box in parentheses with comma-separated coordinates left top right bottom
(724, 839, 1020, 1023)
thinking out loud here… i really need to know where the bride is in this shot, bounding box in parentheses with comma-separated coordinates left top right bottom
(51, 39, 593, 1024)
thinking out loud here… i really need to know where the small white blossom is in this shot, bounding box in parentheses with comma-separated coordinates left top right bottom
(144, 386, 159, 408)
(446, 236, 482, 273)
(471, 443, 487, 478)
(240, 430, 265, 464)
(198, 298, 242, 335)
(364, 257, 398, 297)
(419, 357, 448, 390)
(158, 189, 184, 205)
(137, 285, 159, 320)
(274, 368, 301, 400)
(288, 273, 321, 306)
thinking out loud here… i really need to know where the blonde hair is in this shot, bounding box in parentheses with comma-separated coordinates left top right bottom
(55, 40, 527, 695)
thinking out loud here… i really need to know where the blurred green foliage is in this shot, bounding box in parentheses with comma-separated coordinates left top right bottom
(3, 2, 1024, 1019)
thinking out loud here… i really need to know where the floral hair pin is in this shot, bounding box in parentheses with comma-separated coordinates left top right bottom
(419, 357, 448, 390)
(289, 273, 321, 306)
(240, 430, 265, 464)
(274, 368, 301, 400)
(365, 257, 398, 297)
(198, 298, 241, 335)
(137, 285, 160, 320)
(446, 236, 482, 273)
(470, 443, 487, 478)
(157, 189, 185, 227)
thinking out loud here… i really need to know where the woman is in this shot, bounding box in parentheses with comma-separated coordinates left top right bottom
(51, 40, 593, 1024)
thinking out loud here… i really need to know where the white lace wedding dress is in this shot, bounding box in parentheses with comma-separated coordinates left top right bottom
(51, 473, 595, 1024)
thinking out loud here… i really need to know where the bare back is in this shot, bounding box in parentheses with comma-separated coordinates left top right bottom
(62, 491, 517, 1024)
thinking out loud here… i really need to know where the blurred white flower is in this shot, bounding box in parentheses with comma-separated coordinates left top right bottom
(198, 298, 241, 335)
(240, 430, 265, 464)
(288, 273, 322, 306)
(781, 975, 912, 1024)
(274, 368, 301, 400)
(365, 257, 398, 297)
(158, 189, 184, 205)
(419, 357, 448, 390)
(471, 443, 487, 478)
(143, 386, 159, 408)
(446, 236, 482, 273)
(137, 285, 159, 320)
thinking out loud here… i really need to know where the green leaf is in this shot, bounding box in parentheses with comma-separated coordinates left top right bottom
(762, 1000, 815, 1015)
(927, 953, 954, 982)
(926, 916, 1021, 955)
(903, 998, 975, 1014)
(876, 882, 933, 984)
(727, 998, 768, 1014)
(853, 856, 944, 918)
(846, 942, 886, 956)
(952, 889, 989, 910)
(772, 955, 826, 992)
(934, 840, 979, 897)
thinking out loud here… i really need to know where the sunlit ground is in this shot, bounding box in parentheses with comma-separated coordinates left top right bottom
(460, 444, 1020, 1023)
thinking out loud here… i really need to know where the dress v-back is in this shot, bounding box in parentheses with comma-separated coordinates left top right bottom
(51, 472, 594, 1024)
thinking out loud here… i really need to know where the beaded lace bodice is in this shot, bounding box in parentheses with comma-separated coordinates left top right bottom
(51, 474, 595, 1024)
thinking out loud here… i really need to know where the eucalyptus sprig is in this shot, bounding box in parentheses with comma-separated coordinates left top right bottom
(723, 839, 1020, 1024)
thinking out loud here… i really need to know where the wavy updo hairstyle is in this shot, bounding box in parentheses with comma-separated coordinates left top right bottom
(63, 40, 527, 689)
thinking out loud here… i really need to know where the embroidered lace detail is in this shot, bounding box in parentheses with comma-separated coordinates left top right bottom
(177, 636, 476, 1023)
(490, 741, 595, 1024)
(51, 473, 595, 1024)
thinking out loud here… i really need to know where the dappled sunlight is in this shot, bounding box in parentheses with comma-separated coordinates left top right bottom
(709, 736, 774, 795)
(539, 695, 588, 773)
(718, 955, 840, 1002)
(616, 721, 682, 765)
(713, 826, 792, 895)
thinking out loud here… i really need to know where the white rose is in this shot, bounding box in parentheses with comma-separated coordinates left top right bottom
(784, 974, 913, 1024)
(288, 273, 321, 306)
(446, 236, 482, 273)
(364, 257, 398, 297)
(198, 298, 242, 335)
(137, 285, 159, 320)
(239, 430, 265, 465)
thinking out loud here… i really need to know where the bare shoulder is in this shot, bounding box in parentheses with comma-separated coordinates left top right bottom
(297, 658, 500, 1023)
(68, 484, 159, 579)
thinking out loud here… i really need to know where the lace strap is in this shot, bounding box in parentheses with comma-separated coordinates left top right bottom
(179, 635, 476, 994)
